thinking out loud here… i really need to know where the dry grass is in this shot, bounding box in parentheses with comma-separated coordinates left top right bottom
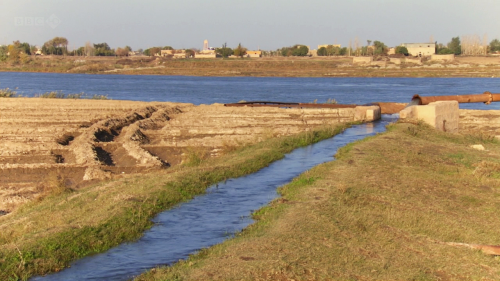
(137, 121, 500, 280)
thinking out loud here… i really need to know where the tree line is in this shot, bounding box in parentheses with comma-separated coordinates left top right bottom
(3, 35, 500, 63)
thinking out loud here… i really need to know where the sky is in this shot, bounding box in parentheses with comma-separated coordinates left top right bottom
(1, 0, 499, 51)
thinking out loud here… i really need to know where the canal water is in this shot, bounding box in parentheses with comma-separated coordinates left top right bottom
(33, 116, 395, 281)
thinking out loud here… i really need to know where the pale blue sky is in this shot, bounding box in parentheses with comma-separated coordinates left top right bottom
(1, 0, 499, 51)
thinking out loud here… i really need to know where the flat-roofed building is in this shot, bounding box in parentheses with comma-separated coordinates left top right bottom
(246, 50, 262, 58)
(401, 43, 435, 57)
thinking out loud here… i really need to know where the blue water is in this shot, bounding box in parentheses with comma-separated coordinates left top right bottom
(33, 116, 394, 281)
(1, 72, 500, 110)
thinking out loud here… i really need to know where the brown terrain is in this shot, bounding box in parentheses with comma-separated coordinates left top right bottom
(0, 98, 364, 213)
(1, 55, 500, 77)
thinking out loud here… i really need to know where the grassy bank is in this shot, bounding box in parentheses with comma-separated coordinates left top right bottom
(0, 123, 349, 280)
(137, 122, 500, 280)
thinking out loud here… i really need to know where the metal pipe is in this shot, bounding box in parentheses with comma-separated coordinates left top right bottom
(412, 91, 500, 105)
(224, 101, 357, 109)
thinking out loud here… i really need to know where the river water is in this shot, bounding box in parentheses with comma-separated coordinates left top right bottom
(1, 72, 500, 110)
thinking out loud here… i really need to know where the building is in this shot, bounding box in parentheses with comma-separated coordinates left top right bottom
(401, 43, 436, 57)
(245, 50, 262, 58)
(161, 49, 188, 58)
(318, 44, 341, 49)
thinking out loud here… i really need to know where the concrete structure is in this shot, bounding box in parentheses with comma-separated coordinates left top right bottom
(195, 51, 217, 59)
(389, 58, 401, 65)
(399, 101, 459, 133)
(355, 106, 381, 122)
(401, 43, 436, 57)
(161, 50, 187, 58)
(246, 51, 262, 58)
(160, 50, 174, 56)
(404, 57, 422, 65)
(203, 40, 209, 51)
(353, 57, 373, 64)
(387, 48, 396, 55)
(431, 54, 455, 62)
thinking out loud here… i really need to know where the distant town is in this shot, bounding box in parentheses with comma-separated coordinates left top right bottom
(1, 35, 500, 63)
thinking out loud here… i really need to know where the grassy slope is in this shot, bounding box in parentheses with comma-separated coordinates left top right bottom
(0, 124, 348, 280)
(138, 122, 500, 280)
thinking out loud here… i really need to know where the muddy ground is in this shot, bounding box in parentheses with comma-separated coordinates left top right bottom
(0, 99, 359, 212)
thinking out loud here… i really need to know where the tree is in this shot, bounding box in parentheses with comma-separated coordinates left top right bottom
(124, 46, 132, 52)
(373, 41, 388, 55)
(162, 46, 173, 50)
(447, 36, 461, 55)
(395, 46, 408, 55)
(317, 45, 341, 56)
(185, 49, 195, 58)
(489, 39, 500, 53)
(116, 47, 129, 57)
(42, 37, 68, 55)
(317, 47, 327, 56)
(216, 43, 233, 58)
(0, 46, 7, 62)
(94, 43, 115, 56)
(233, 43, 247, 57)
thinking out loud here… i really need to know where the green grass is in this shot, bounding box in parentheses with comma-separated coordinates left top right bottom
(0, 123, 349, 280)
(135, 122, 500, 281)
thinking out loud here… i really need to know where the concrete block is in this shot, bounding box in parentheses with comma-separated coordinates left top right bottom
(431, 54, 455, 62)
(354, 106, 381, 122)
(399, 101, 459, 133)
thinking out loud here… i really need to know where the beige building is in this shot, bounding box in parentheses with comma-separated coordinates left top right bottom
(401, 43, 436, 57)
(318, 44, 341, 49)
(161, 49, 187, 58)
(246, 50, 262, 58)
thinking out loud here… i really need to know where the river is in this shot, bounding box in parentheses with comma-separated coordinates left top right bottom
(1, 72, 499, 109)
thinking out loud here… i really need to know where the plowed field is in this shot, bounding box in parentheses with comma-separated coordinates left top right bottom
(0, 99, 355, 213)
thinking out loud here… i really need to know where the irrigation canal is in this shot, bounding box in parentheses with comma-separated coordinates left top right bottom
(34, 116, 395, 281)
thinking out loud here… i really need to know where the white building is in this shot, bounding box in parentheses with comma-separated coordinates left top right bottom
(401, 43, 436, 57)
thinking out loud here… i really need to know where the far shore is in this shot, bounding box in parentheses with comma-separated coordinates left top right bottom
(1, 55, 500, 78)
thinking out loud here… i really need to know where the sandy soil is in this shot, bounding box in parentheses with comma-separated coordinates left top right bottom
(0, 99, 356, 212)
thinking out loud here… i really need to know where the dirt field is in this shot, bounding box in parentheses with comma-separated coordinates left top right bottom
(0, 99, 360, 213)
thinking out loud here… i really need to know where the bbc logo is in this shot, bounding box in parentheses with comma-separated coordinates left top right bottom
(14, 15, 61, 29)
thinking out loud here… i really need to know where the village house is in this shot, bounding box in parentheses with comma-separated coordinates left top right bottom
(401, 43, 436, 57)
(245, 50, 262, 58)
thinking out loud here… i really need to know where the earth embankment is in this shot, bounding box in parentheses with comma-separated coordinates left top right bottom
(0, 99, 360, 213)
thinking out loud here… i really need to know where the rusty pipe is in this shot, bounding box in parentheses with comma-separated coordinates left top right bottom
(412, 91, 500, 105)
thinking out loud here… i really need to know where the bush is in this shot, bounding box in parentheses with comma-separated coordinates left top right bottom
(0, 88, 18, 97)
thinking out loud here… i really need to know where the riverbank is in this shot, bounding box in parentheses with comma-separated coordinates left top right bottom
(137, 121, 500, 280)
(0, 122, 350, 280)
(1, 56, 500, 77)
